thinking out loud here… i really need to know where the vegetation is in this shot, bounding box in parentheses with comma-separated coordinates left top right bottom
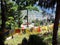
(27, 35, 46, 45)
(1, 0, 60, 45)
(5, 27, 60, 45)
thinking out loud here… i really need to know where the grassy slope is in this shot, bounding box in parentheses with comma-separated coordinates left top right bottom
(5, 28, 60, 45)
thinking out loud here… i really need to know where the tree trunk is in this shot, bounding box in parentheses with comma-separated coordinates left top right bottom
(52, 0, 60, 45)
(0, 0, 6, 45)
(27, 9, 29, 27)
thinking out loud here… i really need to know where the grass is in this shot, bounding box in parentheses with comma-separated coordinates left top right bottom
(4, 27, 60, 45)
(5, 32, 52, 45)
(5, 33, 30, 45)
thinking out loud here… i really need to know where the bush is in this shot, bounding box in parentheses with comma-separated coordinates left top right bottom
(21, 35, 47, 45)
(34, 23, 39, 26)
(32, 20, 35, 23)
(22, 38, 27, 45)
(27, 35, 46, 45)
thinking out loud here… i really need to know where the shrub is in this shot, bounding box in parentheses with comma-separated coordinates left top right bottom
(27, 35, 46, 45)
(34, 23, 39, 26)
(32, 20, 35, 23)
(22, 38, 27, 45)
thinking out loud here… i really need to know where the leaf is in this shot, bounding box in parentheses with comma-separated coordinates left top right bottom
(33, 6, 39, 12)
(8, 17, 14, 20)
(26, 5, 39, 12)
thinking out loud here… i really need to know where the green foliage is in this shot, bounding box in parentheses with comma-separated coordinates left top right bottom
(18, 19, 23, 28)
(32, 19, 41, 26)
(32, 20, 35, 23)
(20, 19, 23, 24)
(8, 17, 14, 20)
(26, 5, 33, 11)
(6, 21, 11, 29)
(6, 1, 18, 17)
(34, 23, 39, 26)
(14, 0, 56, 9)
(5, 0, 39, 29)
(13, 0, 39, 11)
(26, 5, 39, 12)
(5, 0, 23, 29)
(40, 21, 44, 25)
(6, 16, 15, 29)
(10, 5, 18, 11)
(15, 0, 38, 6)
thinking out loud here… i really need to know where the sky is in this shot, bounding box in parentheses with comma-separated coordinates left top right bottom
(34, 1, 57, 15)
(34, 5, 56, 16)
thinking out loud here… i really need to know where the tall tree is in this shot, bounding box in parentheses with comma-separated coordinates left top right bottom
(1, 0, 60, 45)
(6, 1, 18, 29)
(0, 0, 7, 45)
(26, 5, 39, 27)
(52, 0, 60, 45)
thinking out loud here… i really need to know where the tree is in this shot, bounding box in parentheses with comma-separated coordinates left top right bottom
(6, 1, 18, 29)
(10, 1, 60, 45)
(15, 0, 60, 45)
(6, 1, 18, 17)
(38, 0, 60, 45)
(26, 5, 39, 27)
(1, 0, 60, 45)
(6, 0, 23, 28)
(0, 0, 7, 45)
(0, 0, 19, 44)
(52, 1, 60, 45)
(13, 0, 39, 27)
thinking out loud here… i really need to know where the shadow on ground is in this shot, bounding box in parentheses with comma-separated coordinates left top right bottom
(18, 35, 47, 45)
